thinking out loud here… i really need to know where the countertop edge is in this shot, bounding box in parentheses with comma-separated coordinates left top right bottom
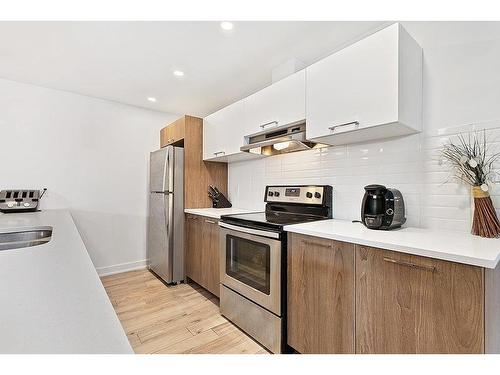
(284, 225, 500, 269)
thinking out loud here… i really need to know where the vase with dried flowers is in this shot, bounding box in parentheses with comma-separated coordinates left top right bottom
(440, 130, 500, 238)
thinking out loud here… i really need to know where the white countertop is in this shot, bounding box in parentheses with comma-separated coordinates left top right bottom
(184, 207, 261, 219)
(284, 219, 500, 269)
(0, 210, 133, 354)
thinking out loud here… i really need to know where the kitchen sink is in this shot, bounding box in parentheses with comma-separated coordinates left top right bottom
(0, 227, 53, 251)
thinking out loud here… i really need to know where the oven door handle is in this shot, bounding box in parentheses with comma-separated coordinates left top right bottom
(218, 222, 280, 240)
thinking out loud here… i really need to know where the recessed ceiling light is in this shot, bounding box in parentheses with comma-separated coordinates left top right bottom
(147, 97, 157, 103)
(173, 70, 184, 77)
(220, 21, 234, 31)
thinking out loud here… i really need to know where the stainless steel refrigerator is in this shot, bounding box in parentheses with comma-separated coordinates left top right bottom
(147, 146, 184, 284)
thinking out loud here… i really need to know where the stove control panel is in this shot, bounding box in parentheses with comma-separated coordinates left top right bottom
(0, 190, 40, 213)
(265, 185, 331, 205)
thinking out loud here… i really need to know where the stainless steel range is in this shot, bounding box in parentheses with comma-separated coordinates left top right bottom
(219, 185, 333, 353)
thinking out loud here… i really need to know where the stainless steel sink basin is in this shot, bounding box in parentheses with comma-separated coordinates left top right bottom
(0, 226, 53, 251)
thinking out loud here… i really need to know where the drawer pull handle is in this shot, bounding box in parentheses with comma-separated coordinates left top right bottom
(260, 120, 278, 129)
(301, 240, 332, 249)
(328, 121, 359, 133)
(383, 257, 437, 273)
(205, 219, 217, 224)
(214, 151, 225, 156)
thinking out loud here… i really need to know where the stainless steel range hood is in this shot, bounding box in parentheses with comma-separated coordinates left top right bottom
(240, 121, 318, 156)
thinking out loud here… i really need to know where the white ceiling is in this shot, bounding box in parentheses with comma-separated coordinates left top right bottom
(0, 21, 389, 117)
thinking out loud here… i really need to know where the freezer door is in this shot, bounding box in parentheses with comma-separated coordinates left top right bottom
(148, 192, 173, 282)
(149, 147, 172, 193)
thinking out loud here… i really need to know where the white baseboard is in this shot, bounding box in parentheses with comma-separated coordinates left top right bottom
(96, 259, 148, 277)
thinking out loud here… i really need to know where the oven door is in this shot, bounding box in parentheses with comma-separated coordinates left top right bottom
(219, 222, 282, 316)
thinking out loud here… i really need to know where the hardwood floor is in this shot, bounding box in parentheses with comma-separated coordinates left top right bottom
(101, 269, 267, 354)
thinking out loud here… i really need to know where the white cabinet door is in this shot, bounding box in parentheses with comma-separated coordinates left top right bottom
(203, 100, 246, 161)
(244, 69, 306, 135)
(306, 23, 421, 145)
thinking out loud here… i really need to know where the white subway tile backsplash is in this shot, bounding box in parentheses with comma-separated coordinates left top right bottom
(228, 121, 500, 233)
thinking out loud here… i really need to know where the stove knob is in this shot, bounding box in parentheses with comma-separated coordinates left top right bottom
(274, 191, 280, 197)
(7, 202, 14, 208)
(386, 208, 394, 216)
(306, 192, 313, 198)
(314, 192, 321, 199)
(23, 203, 30, 207)
(268, 191, 274, 197)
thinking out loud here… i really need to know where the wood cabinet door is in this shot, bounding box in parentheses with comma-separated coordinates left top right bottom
(160, 117, 186, 147)
(287, 233, 355, 353)
(169, 119, 185, 144)
(201, 217, 220, 297)
(160, 125, 172, 148)
(355, 245, 484, 354)
(185, 214, 220, 298)
(185, 214, 203, 284)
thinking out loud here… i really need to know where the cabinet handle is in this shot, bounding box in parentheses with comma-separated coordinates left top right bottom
(204, 219, 217, 224)
(328, 121, 359, 133)
(260, 120, 278, 129)
(383, 257, 437, 273)
(301, 239, 332, 249)
(214, 151, 225, 156)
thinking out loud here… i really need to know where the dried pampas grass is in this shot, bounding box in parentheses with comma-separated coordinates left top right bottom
(441, 130, 500, 238)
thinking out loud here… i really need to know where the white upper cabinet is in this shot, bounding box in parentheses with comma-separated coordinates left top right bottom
(203, 101, 263, 162)
(306, 23, 422, 146)
(204, 23, 422, 162)
(244, 69, 306, 135)
(203, 100, 244, 161)
(203, 70, 305, 162)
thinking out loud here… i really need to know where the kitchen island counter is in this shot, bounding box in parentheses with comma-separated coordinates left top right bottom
(0, 210, 132, 354)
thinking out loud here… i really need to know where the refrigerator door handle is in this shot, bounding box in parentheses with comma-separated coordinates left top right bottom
(163, 147, 170, 192)
(168, 147, 174, 194)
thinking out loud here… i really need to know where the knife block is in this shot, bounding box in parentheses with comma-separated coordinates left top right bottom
(212, 193, 232, 208)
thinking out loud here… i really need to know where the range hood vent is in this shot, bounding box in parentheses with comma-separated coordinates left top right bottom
(240, 121, 319, 156)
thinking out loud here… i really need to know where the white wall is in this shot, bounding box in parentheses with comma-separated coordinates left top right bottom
(0, 78, 179, 274)
(228, 22, 500, 233)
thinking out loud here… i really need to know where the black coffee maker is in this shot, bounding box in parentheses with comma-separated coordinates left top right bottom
(361, 184, 406, 230)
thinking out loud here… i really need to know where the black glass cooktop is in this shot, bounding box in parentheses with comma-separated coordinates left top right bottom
(221, 211, 327, 232)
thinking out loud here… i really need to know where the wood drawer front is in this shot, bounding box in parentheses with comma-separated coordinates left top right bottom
(287, 233, 355, 353)
(355, 245, 484, 354)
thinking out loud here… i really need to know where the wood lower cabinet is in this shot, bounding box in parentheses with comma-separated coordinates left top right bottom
(355, 245, 484, 354)
(185, 214, 220, 297)
(185, 214, 202, 284)
(201, 217, 220, 296)
(287, 233, 355, 353)
(286, 234, 498, 354)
